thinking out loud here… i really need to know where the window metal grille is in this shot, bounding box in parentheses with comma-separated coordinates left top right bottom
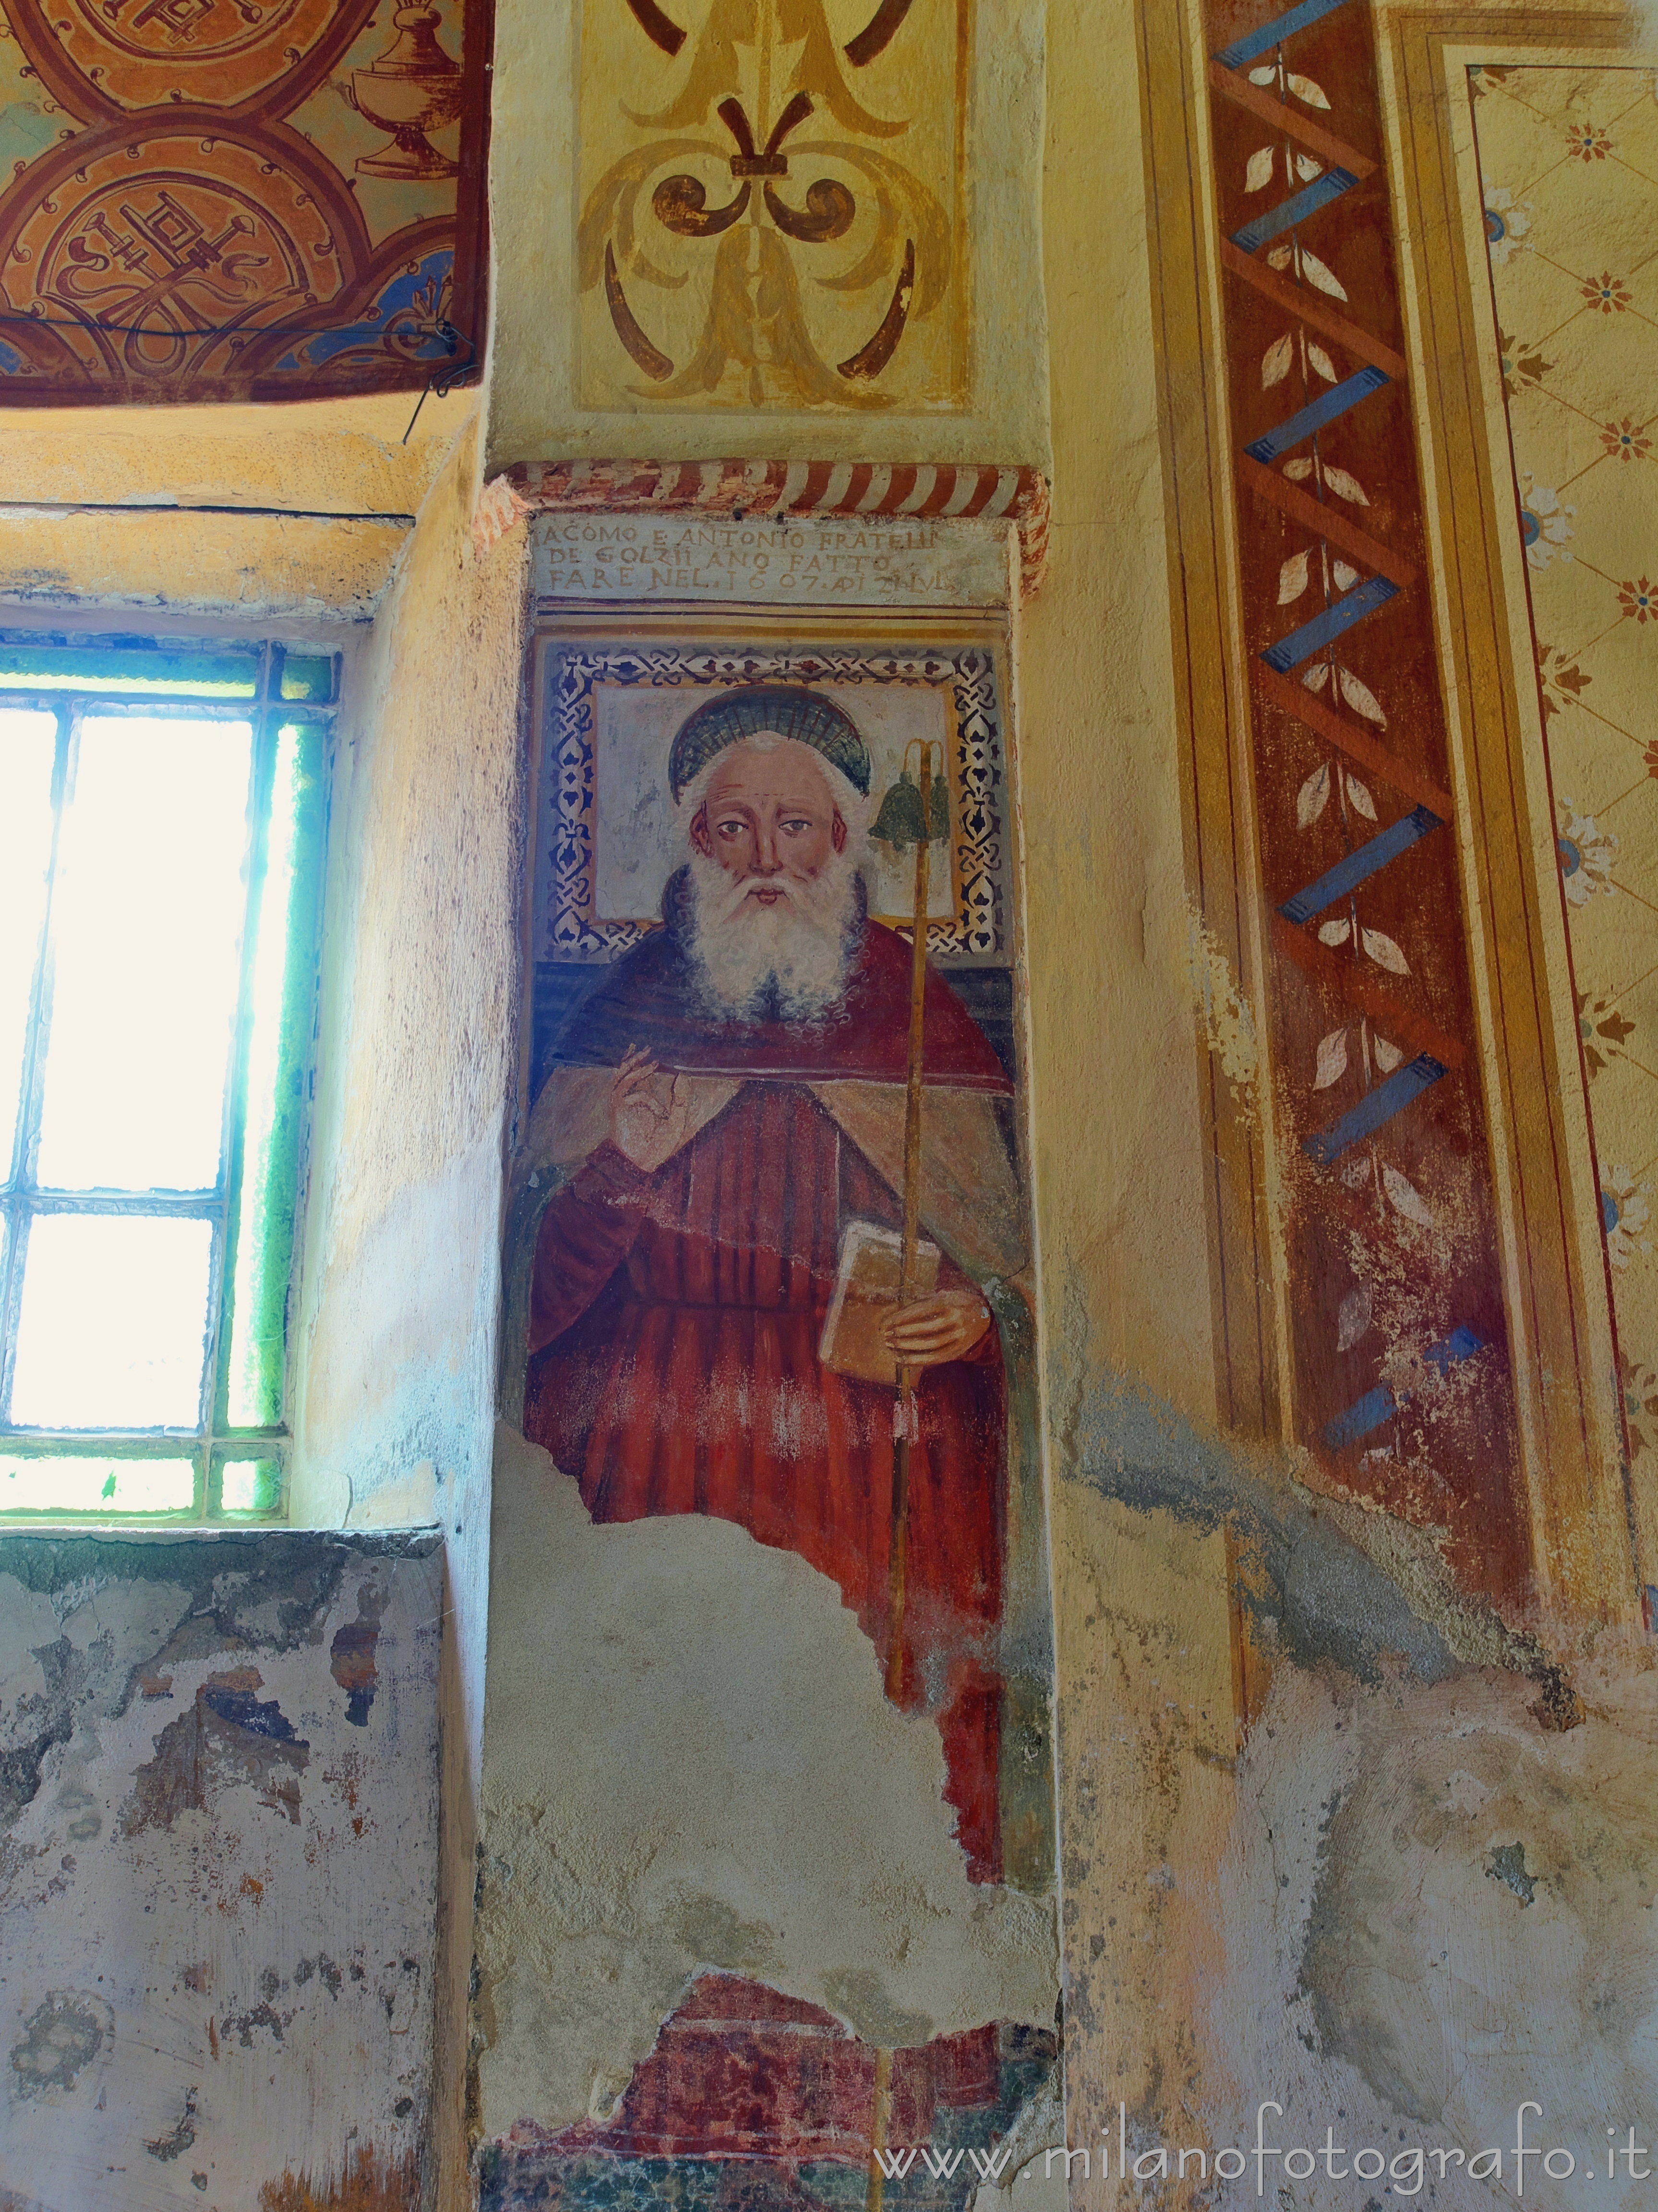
(0, 637, 333, 1521)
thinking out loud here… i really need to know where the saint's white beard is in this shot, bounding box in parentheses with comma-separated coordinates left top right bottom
(685, 844, 861, 1020)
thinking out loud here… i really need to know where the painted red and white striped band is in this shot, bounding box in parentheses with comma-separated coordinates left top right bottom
(474, 459, 1051, 599)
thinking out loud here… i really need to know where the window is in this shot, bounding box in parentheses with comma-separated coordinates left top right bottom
(0, 638, 332, 1521)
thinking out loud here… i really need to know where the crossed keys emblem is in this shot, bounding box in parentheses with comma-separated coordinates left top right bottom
(51, 188, 280, 374)
(580, 0, 949, 407)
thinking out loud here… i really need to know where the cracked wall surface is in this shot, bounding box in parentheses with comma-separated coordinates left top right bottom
(0, 1532, 442, 2212)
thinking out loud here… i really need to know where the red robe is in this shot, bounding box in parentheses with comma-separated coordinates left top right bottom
(526, 896, 1012, 1881)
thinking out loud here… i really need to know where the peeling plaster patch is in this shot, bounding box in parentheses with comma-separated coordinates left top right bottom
(124, 1667, 311, 1833)
(1186, 906, 1259, 1100)
(9, 1992, 110, 2098)
(0, 1637, 97, 1826)
(145, 2086, 199, 2159)
(295, 1955, 345, 1999)
(1486, 1839, 1538, 1905)
(330, 1581, 386, 1727)
(223, 1999, 287, 2049)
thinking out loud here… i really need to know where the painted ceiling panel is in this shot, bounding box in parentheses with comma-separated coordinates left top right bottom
(0, 0, 491, 405)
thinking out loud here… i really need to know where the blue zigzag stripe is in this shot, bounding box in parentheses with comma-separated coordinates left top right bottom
(1244, 365, 1389, 463)
(1323, 1325, 1485, 1450)
(1302, 1053, 1447, 1164)
(1215, 0, 1356, 69)
(1280, 805, 1442, 923)
(1262, 576, 1398, 671)
(1231, 169, 1360, 254)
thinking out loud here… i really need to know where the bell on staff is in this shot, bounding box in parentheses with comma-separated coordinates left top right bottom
(870, 764, 950, 850)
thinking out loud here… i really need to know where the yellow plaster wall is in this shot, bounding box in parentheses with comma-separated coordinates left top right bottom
(0, 390, 465, 514)
(0, 391, 470, 616)
(283, 416, 530, 2210)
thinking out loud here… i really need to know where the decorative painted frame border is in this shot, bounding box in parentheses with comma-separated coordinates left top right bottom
(1137, 0, 1640, 1626)
(475, 459, 1051, 599)
(538, 639, 1010, 962)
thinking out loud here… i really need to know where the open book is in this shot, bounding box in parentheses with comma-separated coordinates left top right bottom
(818, 1219, 941, 1386)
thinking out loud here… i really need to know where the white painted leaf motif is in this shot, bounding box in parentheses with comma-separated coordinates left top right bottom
(1262, 332, 1295, 387)
(1337, 1284, 1374, 1351)
(1314, 1027, 1349, 1088)
(1283, 456, 1316, 482)
(1307, 341, 1338, 384)
(1345, 770, 1376, 818)
(1296, 152, 1323, 180)
(1279, 548, 1311, 604)
(1382, 1164, 1435, 1228)
(1287, 71, 1331, 108)
(1302, 662, 1331, 693)
(1298, 759, 1331, 825)
(1361, 926, 1409, 974)
(1246, 145, 1276, 191)
(1332, 558, 1359, 592)
(1299, 248, 1349, 301)
(1373, 1035, 1404, 1072)
(1318, 917, 1351, 945)
(1322, 465, 1369, 505)
(1339, 666, 1387, 725)
(1268, 243, 1294, 271)
(1249, 63, 1278, 84)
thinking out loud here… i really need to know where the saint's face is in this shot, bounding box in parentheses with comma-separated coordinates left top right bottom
(689, 737, 847, 908)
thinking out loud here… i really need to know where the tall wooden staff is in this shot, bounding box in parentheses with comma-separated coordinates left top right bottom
(871, 738, 947, 1703)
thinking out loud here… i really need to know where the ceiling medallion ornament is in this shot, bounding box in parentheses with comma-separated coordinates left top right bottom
(0, 0, 491, 403)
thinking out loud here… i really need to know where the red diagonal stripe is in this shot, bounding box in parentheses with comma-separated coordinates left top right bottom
(1220, 241, 1407, 381)
(1208, 60, 1377, 180)
(1239, 455, 1417, 587)
(916, 468, 959, 517)
(1254, 661, 1454, 820)
(1273, 914, 1466, 1069)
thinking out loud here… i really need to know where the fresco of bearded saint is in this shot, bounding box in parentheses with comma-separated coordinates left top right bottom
(522, 687, 1027, 1880)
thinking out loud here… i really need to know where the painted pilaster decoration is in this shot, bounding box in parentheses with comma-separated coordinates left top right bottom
(1207, 0, 1526, 1595)
(473, 460, 1050, 600)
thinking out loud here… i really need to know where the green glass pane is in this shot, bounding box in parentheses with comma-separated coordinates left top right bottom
(0, 1455, 196, 1514)
(276, 653, 336, 704)
(226, 722, 324, 1427)
(215, 1456, 283, 1515)
(0, 707, 56, 1179)
(0, 646, 257, 697)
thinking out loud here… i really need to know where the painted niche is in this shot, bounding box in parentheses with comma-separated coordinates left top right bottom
(577, 0, 969, 412)
(514, 635, 1043, 1886)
